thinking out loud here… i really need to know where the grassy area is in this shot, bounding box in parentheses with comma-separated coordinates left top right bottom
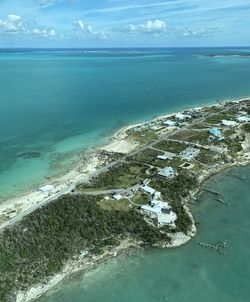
(131, 192, 151, 206)
(169, 130, 200, 141)
(98, 198, 130, 211)
(242, 123, 250, 133)
(196, 149, 223, 165)
(171, 130, 210, 145)
(205, 113, 235, 124)
(78, 161, 147, 191)
(154, 140, 187, 153)
(201, 106, 221, 113)
(189, 123, 209, 129)
(127, 129, 158, 145)
(131, 148, 168, 168)
(168, 157, 183, 169)
(223, 129, 236, 139)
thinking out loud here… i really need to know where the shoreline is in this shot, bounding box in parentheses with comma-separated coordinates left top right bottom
(1, 96, 250, 302)
(0, 95, 248, 204)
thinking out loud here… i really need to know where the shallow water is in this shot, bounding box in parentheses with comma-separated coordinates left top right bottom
(1, 48, 250, 200)
(38, 165, 250, 302)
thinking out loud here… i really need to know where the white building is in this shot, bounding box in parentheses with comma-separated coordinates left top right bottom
(141, 200, 177, 226)
(156, 152, 176, 161)
(113, 193, 123, 201)
(179, 147, 200, 161)
(175, 113, 191, 121)
(236, 116, 250, 123)
(38, 185, 54, 193)
(221, 120, 237, 127)
(157, 166, 176, 179)
(163, 120, 176, 127)
(140, 185, 156, 195)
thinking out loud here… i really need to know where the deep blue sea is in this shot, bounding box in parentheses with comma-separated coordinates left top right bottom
(0, 47, 250, 201)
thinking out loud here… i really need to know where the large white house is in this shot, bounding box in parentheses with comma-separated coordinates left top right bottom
(141, 199, 177, 226)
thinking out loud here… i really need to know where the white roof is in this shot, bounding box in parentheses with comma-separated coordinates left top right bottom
(157, 166, 176, 178)
(179, 147, 200, 161)
(157, 152, 176, 160)
(221, 120, 237, 126)
(113, 194, 123, 200)
(38, 185, 54, 193)
(140, 185, 156, 195)
(141, 200, 177, 225)
(175, 113, 191, 120)
(237, 116, 250, 123)
(157, 155, 168, 160)
(164, 120, 176, 126)
(154, 191, 161, 199)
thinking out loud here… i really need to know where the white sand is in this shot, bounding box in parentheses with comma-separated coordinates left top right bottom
(100, 138, 139, 154)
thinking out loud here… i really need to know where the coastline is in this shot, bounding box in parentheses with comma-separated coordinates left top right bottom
(1, 95, 248, 222)
(1, 96, 250, 302)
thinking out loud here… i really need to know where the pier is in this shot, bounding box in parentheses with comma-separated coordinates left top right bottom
(197, 241, 228, 255)
(202, 188, 220, 196)
(202, 188, 229, 205)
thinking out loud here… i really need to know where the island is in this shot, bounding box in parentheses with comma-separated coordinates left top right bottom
(0, 98, 249, 302)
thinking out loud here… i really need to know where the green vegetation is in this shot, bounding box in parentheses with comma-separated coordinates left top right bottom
(201, 106, 221, 113)
(242, 123, 250, 133)
(183, 130, 210, 145)
(130, 192, 151, 205)
(78, 161, 148, 191)
(169, 130, 200, 141)
(0, 194, 169, 302)
(205, 113, 234, 124)
(154, 140, 186, 153)
(98, 198, 130, 211)
(131, 148, 167, 168)
(189, 123, 209, 129)
(127, 129, 158, 144)
(196, 149, 223, 165)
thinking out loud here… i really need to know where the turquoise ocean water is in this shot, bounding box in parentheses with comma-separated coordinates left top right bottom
(38, 165, 250, 302)
(1, 48, 250, 200)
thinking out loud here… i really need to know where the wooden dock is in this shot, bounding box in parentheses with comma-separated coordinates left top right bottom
(202, 188, 220, 196)
(197, 241, 227, 255)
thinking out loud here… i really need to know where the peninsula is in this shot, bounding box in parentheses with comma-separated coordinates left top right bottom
(0, 98, 250, 302)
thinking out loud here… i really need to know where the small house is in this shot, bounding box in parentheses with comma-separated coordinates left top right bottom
(221, 120, 237, 127)
(156, 152, 176, 161)
(157, 166, 176, 179)
(179, 147, 200, 161)
(208, 127, 224, 141)
(163, 120, 176, 127)
(113, 193, 123, 201)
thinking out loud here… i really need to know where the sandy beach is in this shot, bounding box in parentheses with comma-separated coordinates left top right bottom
(1, 96, 249, 229)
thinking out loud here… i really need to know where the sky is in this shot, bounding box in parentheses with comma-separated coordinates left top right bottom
(0, 0, 249, 47)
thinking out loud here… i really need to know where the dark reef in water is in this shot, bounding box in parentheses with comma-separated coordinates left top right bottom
(17, 151, 42, 159)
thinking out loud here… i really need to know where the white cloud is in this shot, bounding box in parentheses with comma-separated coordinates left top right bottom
(0, 14, 58, 38)
(71, 19, 106, 39)
(37, 0, 59, 8)
(127, 20, 167, 35)
(182, 27, 219, 38)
